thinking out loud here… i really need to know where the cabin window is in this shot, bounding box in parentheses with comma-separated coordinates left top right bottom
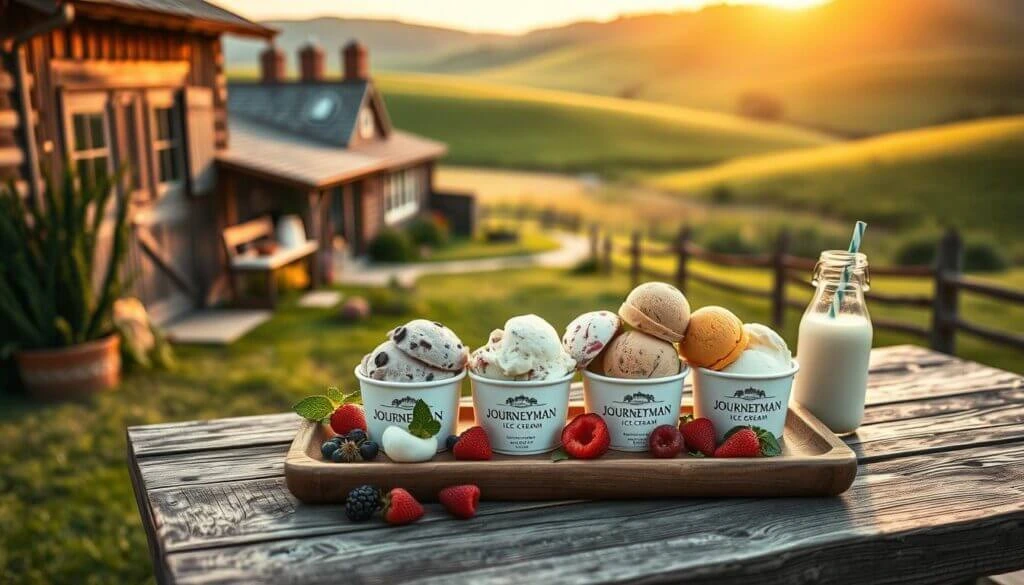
(152, 105, 184, 185)
(69, 111, 111, 187)
(358, 107, 375, 140)
(384, 167, 424, 224)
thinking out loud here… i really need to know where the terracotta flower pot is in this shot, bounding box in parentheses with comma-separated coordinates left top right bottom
(15, 335, 121, 400)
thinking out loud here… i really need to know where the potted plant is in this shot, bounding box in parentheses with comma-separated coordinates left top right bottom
(0, 169, 130, 399)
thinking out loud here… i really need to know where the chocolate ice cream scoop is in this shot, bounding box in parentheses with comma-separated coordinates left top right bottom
(599, 330, 680, 379)
(618, 281, 691, 343)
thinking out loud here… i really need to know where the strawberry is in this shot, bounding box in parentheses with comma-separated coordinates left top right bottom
(561, 413, 610, 459)
(330, 403, 367, 436)
(382, 488, 424, 525)
(680, 417, 716, 457)
(438, 485, 480, 519)
(453, 426, 493, 461)
(713, 427, 760, 458)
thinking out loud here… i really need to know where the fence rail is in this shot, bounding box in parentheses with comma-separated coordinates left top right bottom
(480, 204, 1024, 354)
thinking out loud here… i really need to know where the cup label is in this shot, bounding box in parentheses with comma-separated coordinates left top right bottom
(475, 392, 566, 453)
(709, 387, 784, 426)
(370, 394, 445, 425)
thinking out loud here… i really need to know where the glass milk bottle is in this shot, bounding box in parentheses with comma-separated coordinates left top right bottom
(793, 251, 873, 434)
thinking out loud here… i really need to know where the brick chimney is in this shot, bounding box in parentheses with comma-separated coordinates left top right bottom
(342, 40, 369, 81)
(259, 43, 285, 84)
(299, 41, 325, 82)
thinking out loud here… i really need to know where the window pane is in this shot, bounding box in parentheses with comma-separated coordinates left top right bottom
(73, 114, 89, 151)
(158, 148, 172, 183)
(92, 156, 108, 183)
(76, 159, 91, 183)
(89, 114, 106, 148)
(155, 107, 176, 141)
(123, 104, 141, 190)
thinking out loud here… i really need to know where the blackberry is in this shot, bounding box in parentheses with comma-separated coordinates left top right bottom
(445, 434, 460, 451)
(359, 441, 379, 461)
(346, 429, 367, 444)
(321, 441, 340, 459)
(345, 485, 381, 521)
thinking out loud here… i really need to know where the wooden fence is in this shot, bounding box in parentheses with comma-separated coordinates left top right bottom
(588, 226, 1024, 355)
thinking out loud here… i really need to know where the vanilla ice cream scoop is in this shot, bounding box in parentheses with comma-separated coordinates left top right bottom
(722, 323, 792, 375)
(471, 315, 575, 381)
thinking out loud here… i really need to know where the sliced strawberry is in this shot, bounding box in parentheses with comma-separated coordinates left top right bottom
(561, 413, 610, 459)
(439, 485, 480, 519)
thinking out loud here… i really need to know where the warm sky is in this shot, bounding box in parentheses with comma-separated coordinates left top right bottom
(215, 0, 830, 34)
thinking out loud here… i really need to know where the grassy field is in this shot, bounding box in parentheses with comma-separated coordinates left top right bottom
(647, 116, 1024, 248)
(376, 73, 833, 177)
(1, 266, 1020, 584)
(424, 224, 559, 262)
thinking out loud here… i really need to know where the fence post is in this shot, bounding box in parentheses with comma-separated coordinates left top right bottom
(675, 225, 690, 291)
(589, 224, 600, 260)
(630, 230, 642, 286)
(602, 233, 613, 274)
(931, 229, 963, 354)
(771, 230, 791, 329)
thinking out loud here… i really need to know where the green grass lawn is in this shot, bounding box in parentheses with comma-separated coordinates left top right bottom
(1, 266, 1020, 584)
(646, 116, 1024, 248)
(377, 73, 832, 177)
(424, 225, 559, 262)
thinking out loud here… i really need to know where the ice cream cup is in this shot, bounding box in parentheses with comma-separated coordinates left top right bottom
(355, 366, 465, 453)
(581, 364, 690, 452)
(469, 371, 573, 455)
(691, 360, 800, 443)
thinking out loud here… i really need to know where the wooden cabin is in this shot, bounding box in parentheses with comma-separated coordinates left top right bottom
(0, 0, 471, 324)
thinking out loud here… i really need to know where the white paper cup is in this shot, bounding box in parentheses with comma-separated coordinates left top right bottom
(469, 371, 573, 455)
(581, 364, 689, 452)
(355, 366, 465, 453)
(691, 360, 799, 443)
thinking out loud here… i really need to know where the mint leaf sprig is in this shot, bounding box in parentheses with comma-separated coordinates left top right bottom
(408, 399, 441, 439)
(292, 386, 359, 424)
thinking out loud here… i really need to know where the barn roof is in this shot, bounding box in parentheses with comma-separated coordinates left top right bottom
(13, 0, 274, 37)
(217, 116, 447, 190)
(227, 81, 374, 148)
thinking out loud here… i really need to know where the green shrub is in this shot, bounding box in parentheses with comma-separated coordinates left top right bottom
(893, 232, 939, 267)
(365, 287, 424, 316)
(698, 225, 759, 255)
(570, 257, 600, 275)
(406, 214, 450, 247)
(964, 237, 1009, 273)
(368, 228, 417, 262)
(710, 184, 735, 205)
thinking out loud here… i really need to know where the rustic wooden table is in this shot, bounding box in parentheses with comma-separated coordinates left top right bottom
(127, 345, 1024, 585)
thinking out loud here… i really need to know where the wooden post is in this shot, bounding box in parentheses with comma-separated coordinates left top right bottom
(675, 225, 690, 291)
(931, 229, 963, 354)
(589, 224, 600, 260)
(602, 233, 613, 274)
(630, 230, 642, 286)
(771, 230, 791, 329)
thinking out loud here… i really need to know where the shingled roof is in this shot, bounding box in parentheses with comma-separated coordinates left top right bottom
(13, 0, 274, 37)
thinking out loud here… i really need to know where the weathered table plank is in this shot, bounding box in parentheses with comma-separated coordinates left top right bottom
(125, 346, 1024, 585)
(163, 443, 1024, 585)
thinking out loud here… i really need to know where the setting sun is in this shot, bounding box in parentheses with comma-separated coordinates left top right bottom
(748, 0, 829, 10)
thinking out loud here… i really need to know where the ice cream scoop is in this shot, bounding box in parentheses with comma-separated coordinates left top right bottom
(470, 315, 575, 381)
(598, 330, 680, 379)
(562, 310, 621, 368)
(723, 323, 792, 375)
(360, 340, 457, 382)
(387, 319, 468, 371)
(678, 306, 749, 371)
(618, 281, 691, 343)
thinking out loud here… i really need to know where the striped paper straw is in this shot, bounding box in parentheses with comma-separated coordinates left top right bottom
(830, 221, 867, 318)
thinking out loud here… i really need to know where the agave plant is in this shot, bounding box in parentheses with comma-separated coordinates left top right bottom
(0, 168, 129, 353)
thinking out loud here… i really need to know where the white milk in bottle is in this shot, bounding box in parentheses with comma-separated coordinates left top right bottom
(793, 251, 873, 434)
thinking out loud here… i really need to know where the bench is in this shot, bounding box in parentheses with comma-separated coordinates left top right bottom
(222, 215, 319, 307)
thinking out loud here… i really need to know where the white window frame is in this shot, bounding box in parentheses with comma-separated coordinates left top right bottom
(383, 167, 422, 225)
(63, 92, 113, 189)
(146, 90, 186, 198)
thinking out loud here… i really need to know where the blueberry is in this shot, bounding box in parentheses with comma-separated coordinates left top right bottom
(330, 435, 345, 444)
(331, 448, 347, 463)
(321, 441, 340, 459)
(346, 429, 367, 444)
(359, 441, 379, 461)
(445, 434, 460, 451)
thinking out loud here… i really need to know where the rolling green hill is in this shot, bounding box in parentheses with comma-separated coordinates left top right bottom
(648, 115, 1024, 243)
(376, 74, 833, 176)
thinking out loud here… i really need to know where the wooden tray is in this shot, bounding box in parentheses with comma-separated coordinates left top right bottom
(285, 402, 857, 502)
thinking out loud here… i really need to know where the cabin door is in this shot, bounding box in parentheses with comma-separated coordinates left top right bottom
(67, 89, 197, 325)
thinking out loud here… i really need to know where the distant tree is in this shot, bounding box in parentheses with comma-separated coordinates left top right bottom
(737, 91, 785, 122)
